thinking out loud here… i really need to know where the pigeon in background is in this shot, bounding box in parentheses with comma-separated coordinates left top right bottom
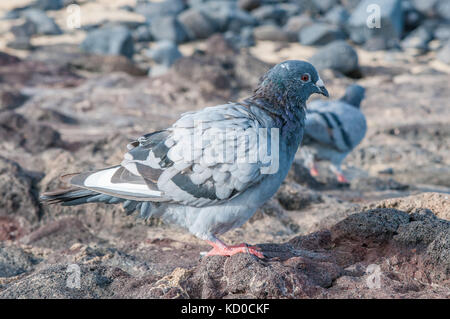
(40, 60, 328, 258)
(301, 84, 366, 183)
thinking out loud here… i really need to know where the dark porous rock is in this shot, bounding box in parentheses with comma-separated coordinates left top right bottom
(20, 217, 98, 249)
(276, 182, 322, 211)
(283, 14, 313, 42)
(22, 9, 62, 35)
(138, 205, 449, 298)
(149, 16, 188, 44)
(135, 0, 185, 21)
(0, 264, 130, 299)
(132, 25, 153, 42)
(253, 24, 289, 42)
(0, 52, 21, 66)
(238, 0, 261, 12)
(0, 156, 41, 227)
(347, 0, 403, 49)
(81, 25, 134, 59)
(0, 244, 37, 278)
(178, 8, 218, 40)
(299, 23, 346, 46)
(437, 41, 450, 65)
(331, 208, 411, 244)
(0, 111, 63, 154)
(401, 25, 433, 51)
(424, 231, 450, 282)
(0, 88, 28, 111)
(394, 209, 449, 248)
(310, 40, 359, 76)
(324, 5, 349, 26)
(288, 159, 324, 189)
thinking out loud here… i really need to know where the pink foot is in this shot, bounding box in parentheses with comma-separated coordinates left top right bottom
(205, 240, 264, 258)
(336, 173, 349, 183)
(310, 166, 319, 177)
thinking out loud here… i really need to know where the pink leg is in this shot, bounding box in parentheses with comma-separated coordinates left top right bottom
(336, 172, 349, 183)
(309, 162, 319, 177)
(204, 239, 264, 258)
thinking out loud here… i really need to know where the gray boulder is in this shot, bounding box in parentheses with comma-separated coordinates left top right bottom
(238, 0, 261, 12)
(147, 41, 182, 66)
(324, 5, 350, 25)
(251, 4, 288, 25)
(347, 0, 403, 49)
(147, 41, 182, 77)
(312, 0, 338, 13)
(437, 41, 450, 65)
(284, 14, 313, 42)
(309, 40, 359, 76)
(253, 24, 289, 42)
(33, 0, 64, 11)
(135, 0, 185, 21)
(401, 25, 433, 51)
(299, 23, 346, 46)
(132, 25, 152, 42)
(149, 16, 188, 44)
(81, 25, 134, 59)
(224, 26, 255, 49)
(22, 9, 62, 35)
(178, 8, 218, 40)
(196, 1, 256, 33)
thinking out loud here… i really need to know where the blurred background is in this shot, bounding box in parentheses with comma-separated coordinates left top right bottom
(0, 0, 449, 298)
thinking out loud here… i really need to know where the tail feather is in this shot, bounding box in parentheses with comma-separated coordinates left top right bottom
(40, 186, 158, 219)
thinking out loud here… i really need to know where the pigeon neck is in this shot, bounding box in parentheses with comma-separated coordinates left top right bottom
(243, 94, 306, 127)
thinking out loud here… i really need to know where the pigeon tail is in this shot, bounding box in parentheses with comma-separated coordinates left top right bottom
(40, 185, 156, 218)
(339, 84, 365, 108)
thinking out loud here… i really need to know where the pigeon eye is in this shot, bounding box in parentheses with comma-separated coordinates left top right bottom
(301, 73, 310, 82)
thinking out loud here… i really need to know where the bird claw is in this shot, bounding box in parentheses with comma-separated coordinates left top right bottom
(336, 173, 349, 183)
(310, 167, 319, 177)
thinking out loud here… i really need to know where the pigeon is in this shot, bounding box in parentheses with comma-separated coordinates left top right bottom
(300, 84, 366, 183)
(40, 60, 328, 258)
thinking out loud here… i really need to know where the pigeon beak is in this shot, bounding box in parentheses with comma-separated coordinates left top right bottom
(314, 78, 329, 97)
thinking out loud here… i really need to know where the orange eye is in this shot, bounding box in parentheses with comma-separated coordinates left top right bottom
(301, 74, 310, 82)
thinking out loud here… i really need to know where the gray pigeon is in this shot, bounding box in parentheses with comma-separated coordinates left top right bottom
(40, 60, 328, 258)
(300, 84, 366, 183)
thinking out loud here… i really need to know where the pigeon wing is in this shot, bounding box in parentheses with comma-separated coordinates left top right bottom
(69, 104, 272, 207)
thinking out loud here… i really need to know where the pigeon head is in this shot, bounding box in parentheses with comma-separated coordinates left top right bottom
(253, 60, 329, 110)
(340, 84, 365, 108)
